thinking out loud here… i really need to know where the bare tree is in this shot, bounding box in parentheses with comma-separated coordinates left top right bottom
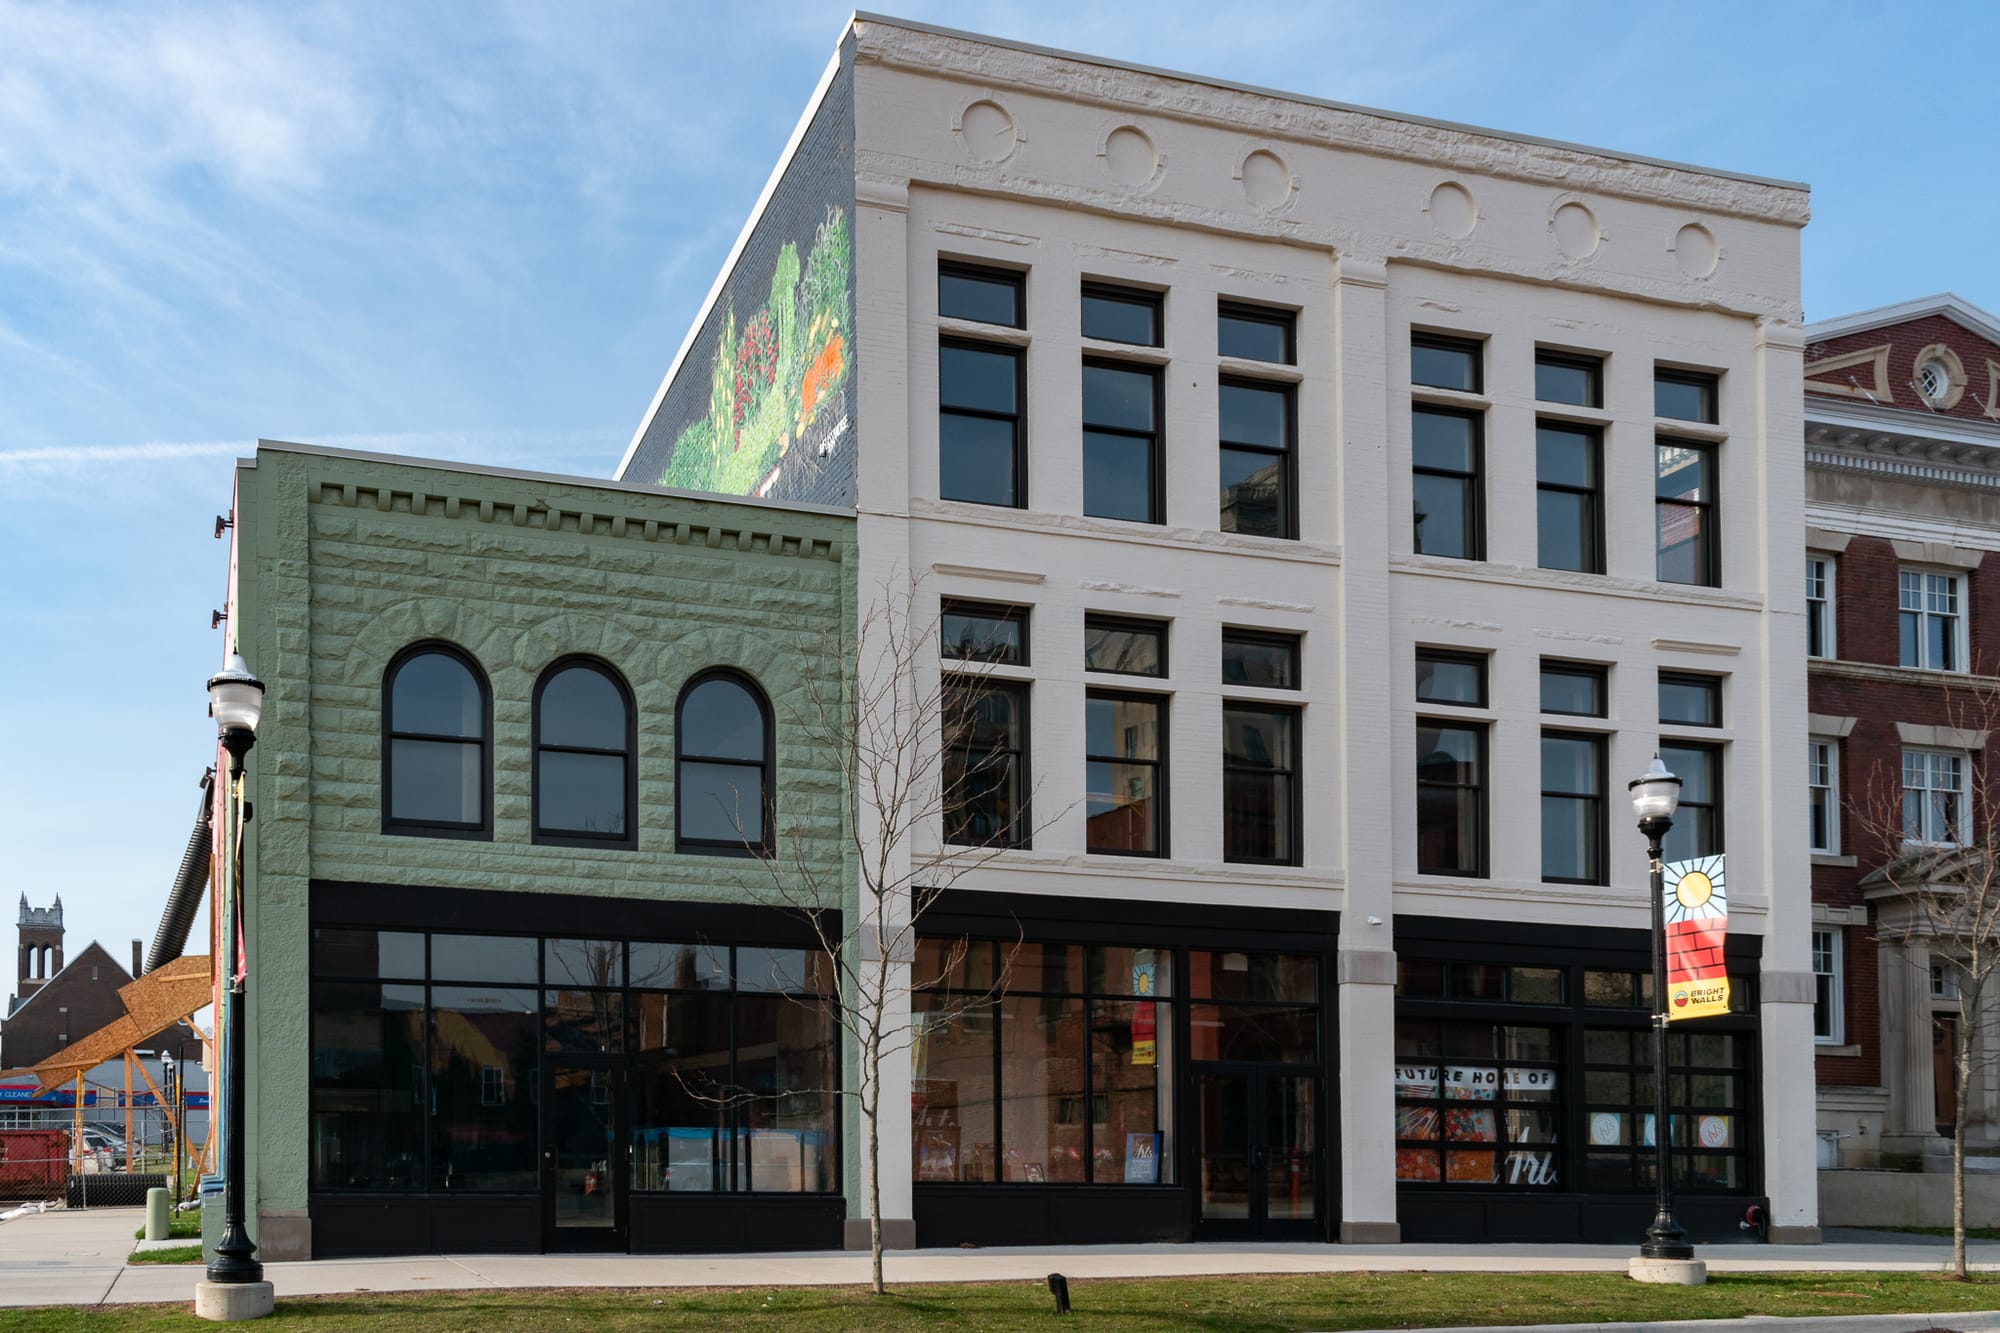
(1855, 673, 2000, 1280)
(694, 573, 1038, 1294)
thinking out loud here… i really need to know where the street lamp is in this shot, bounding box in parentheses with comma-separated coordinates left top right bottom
(205, 653, 263, 1288)
(1628, 755, 1693, 1265)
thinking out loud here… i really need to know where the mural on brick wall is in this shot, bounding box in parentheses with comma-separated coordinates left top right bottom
(626, 53, 857, 508)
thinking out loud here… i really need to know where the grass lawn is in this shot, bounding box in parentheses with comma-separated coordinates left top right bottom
(124, 1245, 202, 1266)
(5, 1271, 2000, 1331)
(131, 1214, 202, 1241)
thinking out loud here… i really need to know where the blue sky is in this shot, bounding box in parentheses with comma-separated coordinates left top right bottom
(1, 0, 1994, 977)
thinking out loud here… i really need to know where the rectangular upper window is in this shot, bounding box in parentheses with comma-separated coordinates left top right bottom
(1416, 650, 1486, 708)
(1536, 422, 1603, 574)
(1899, 569, 1965, 672)
(1417, 720, 1486, 877)
(1655, 440, 1717, 586)
(1812, 928, 1843, 1044)
(1413, 406, 1483, 560)
(1086, 692, 1166, 857)
(1658, 673, 1721, 727)
(1222, 630, 1300, 690)
(943, 680, 1029, 850)
(1659, 741, 1722, 863)
(1224, 703, 1299, 866)
(940, 601, 1028, 666)
(1903, 748, 1967, 846)
(1082, 284, 1161, 346)
(1082, 360, 1162, 524)
(1807, 556, 1835, 660)
(1808, 739, 1838, 855)
(1219, 378, 1294, 538)
(1542, 730, 1606, 885)
(939, 263, 1023, 327)
(1085, 616, 1167, 678)
(1655, 368, 1718, 424)
(1218, 303, 1294, 364)
(1411, 334, 1483, 393)
(1540, 662, 1606, 717)
(939, 340, 1024, 507)
(1535, 352, 1602, 408)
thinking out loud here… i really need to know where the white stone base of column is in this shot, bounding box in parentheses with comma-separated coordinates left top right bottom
(194, 1280, 275, 1321)
(1627, 1257, 1707, 1285)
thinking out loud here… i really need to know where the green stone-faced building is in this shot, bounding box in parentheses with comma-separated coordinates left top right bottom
(225, 442, 855, 1258)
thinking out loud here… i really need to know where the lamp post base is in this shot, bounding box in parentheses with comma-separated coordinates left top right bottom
(194, 1279, 274, 1321)
(1628, 1256, 1707, 1285)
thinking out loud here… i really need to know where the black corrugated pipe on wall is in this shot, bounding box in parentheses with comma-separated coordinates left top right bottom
(147, 768, 215, 973)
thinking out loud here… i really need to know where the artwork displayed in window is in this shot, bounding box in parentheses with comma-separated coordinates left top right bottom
(1903, 749, 1967, 846)
(675, 672, 772, 855)
(383, 645, 489, 836)
(1413, 407, 1482, 560)
(1086, 693, 1165, 856)
(943, 680, 1028, 848)
(1655, 441, 1717, 586)
(1395, 1021, 1559, 1187)
(1582, 1026, 1746, 1190)
(911, 939, 1176, 1186)
(1411, 335, 1482, 393)
(534, 660, 633, 844)
(1899, 570, 1964, 671)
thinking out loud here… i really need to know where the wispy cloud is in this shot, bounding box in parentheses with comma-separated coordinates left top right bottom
(0, 440, 247, 468)
(0, 427, 623, 476)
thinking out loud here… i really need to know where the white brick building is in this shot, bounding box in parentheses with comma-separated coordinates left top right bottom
(621, 14, 1817, 1246)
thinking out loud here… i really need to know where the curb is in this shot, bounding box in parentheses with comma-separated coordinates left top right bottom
(1334, 1313, 2000, 1333)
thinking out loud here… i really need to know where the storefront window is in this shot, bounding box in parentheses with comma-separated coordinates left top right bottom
(631, 992, 730, 1191)
(913, 937, 1175, 1186)
(1394, 1020, 1560, 1187)
(309, 981, 424, 1191)
(1583, 1024, 1746, 1190)
(429, 985, 538, 1190)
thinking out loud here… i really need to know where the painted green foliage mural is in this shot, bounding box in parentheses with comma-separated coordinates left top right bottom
(660, 206, 852, 497)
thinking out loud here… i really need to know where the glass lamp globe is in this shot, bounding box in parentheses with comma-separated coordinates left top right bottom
(207, 653, 266, 734)
(1628, 754, 1681, 822)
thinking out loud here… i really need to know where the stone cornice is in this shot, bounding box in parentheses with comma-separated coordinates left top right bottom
(851, 17, 1809, 226)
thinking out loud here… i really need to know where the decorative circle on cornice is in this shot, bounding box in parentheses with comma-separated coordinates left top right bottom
(1913, 343, 1968, 411)
(1549, 197, 1601, 261)
(1235, 145, 1296, 215)
(1426, 181, 1478, 240)
(1672, 222, 1721, 280)
(1098, 123, 1163, 191)
(953, 98, 1020, 166)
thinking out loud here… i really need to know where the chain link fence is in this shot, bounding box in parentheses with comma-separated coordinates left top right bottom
(0, 1079, 210, 1208)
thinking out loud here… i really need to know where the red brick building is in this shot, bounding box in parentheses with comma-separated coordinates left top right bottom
(1804, 294, 2000, 1167)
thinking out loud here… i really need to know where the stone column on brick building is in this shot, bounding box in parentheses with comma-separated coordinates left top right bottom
(1872, 901, 1943, 1163)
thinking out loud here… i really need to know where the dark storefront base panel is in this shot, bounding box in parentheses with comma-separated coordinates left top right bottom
(1398, 1192, 1769, 1246)
(915, 1186, 1191, 1247)
(310, 1194, 843, 1258)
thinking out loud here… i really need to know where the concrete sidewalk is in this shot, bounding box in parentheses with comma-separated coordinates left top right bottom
(0, 1206, 145, 1307)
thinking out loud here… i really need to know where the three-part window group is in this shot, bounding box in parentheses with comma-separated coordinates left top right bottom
(382, 644, 774, 854)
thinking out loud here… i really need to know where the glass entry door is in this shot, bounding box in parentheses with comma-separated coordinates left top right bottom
(1195, 1070, 1321, 1239)
(544, 1062, 625, 1251)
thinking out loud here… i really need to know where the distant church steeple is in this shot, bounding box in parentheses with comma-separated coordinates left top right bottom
(16, 894, 64, 1003)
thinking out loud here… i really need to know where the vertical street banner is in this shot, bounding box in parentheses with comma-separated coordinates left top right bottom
(1663, 854, 1730, 1020)
(1130, 961, 1157, 1066)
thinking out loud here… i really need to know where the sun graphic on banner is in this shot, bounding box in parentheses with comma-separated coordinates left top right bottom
(1663, 855, 1727, 924)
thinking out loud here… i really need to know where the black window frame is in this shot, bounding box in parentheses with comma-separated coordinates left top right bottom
(1540, 729, 1608, 886)
(942, 676, 1031, 851)
(1081, 282, 1162, 347)
(1218, 374, 1297, 540)
(531, 655, 638, 850)
(674, 668, 776, 859)
(1658, 673, 1722, 728)
(941, 600, 1030, 667)
(1223, 701, 1302, 866)
(1539, 661, 1608, 718)
(1222, 628, 1302, 691)
(939, 336, 1027, 509)
(938, 260, 1024, 329)
(1084, 614, 1168, 678)
(381, 641, 493, 841)
(1658, 740, 1724, 861)
(1217, 301, 1296, 365)
(1415, 649, 1488, 709)
(1085, 688, 1168, 858)
(1082, 356, 1164, 524)
(1416, 719, 1488, 878)
(1410, 333, 1484, 393)
(1412, 405, 1485, 561)
(1655, 438, 1718, 587)
(1535, 350, 1603, 408)
(1535, 420, 1604, 574)
(1655, 367, 1719, 424)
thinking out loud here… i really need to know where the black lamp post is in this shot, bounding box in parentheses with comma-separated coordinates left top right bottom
(206, 653, 264, 1286)
(1629, 754, 1693, 1263)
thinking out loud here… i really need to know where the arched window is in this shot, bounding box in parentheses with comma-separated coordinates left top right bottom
(676, 670, 773, 856)
(383, 644, 491, 838)
(534, 658, 636, 847)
